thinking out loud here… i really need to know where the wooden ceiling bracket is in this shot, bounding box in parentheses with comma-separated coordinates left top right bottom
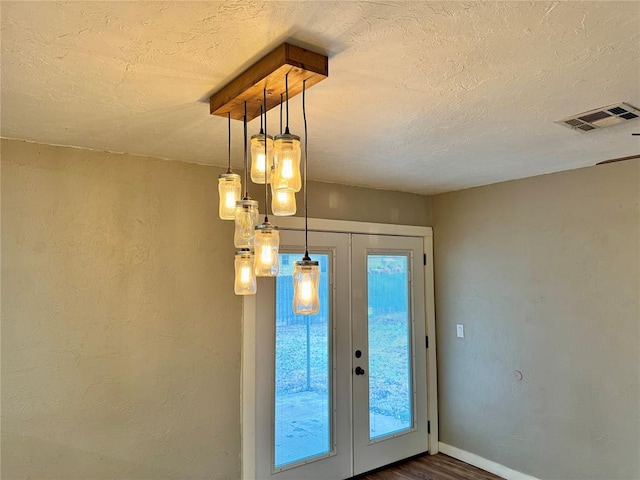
(209, 43, 328, 122)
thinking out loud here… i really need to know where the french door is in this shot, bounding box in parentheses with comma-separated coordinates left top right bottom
(351, 233, 428, 474)
(253, 229, 428, 479)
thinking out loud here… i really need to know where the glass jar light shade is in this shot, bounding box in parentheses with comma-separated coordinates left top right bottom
(234, 250, 257, 295)
(234, 199, 260, 248)
(250, 134, 274, 184)
(254, 224, 280, 276)
(218, 173, 242, 220)
(271, 186, 296, 216)
(293, 259, 320, 314)
(272, 133, 302, 192)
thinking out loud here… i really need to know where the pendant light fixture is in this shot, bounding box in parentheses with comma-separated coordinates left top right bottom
(234, 249, 257, 295)
(218, 112, 242, 220)
(271, 92, 297, 216)
(234, 102, 260, 248)
(293, 80, 320, 315)
(254, 89, 280, 277)
(272, 73, 302, 193)
(271, 189, 297, 216)
(250, 105, 274, 184)
(209, 42, 328, 302)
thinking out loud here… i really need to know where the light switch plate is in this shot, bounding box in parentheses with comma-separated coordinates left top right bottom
(456, 324, 464, 338)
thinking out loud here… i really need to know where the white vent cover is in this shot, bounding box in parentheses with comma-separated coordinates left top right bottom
(556, 102, 640, 132)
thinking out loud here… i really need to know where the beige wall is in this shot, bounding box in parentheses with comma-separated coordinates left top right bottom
(432, 161, 640, 479)
(1, 139, 243, 479)
(0, 138, 430, 479)
(247, 180, 431, 227)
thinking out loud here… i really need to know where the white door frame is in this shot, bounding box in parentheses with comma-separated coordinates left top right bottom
(241, 218, 439, 480)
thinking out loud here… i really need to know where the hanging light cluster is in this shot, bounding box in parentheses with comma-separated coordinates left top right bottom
(212, 43, 327, 313)
(217, 78, 316, 311)
(218, 84, 301, 295)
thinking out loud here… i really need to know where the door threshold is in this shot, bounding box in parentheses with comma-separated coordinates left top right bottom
(348, 451, 429, 479)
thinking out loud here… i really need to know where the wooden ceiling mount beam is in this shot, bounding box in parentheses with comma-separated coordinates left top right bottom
(210, 43, 329, 122)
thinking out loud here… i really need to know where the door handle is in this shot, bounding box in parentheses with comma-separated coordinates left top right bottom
(355, 366, 366, 376)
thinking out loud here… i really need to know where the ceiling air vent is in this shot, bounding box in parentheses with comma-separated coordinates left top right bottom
(556, 102, 640, 132)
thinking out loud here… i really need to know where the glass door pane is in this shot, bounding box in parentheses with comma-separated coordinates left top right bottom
(274, 252, 331, 468)
(367, 254, 412, 440)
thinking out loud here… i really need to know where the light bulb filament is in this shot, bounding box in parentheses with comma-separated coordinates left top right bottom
(240, 265, 252, 284)
(282, 158, 293, 179)
(260, 245, 273, 265)
(225, 191, 236, 209)
(257, 153, 266, 173)
(299, 277, 313, 302)
(276, 191, 288, 204)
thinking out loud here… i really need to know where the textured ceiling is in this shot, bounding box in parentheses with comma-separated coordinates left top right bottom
(1, 1, 639, 194)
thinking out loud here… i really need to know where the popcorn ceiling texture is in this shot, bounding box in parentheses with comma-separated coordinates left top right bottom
(1, 1, 639, 195)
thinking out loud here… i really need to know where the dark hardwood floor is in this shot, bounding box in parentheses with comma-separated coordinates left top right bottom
(356, 453, 504, 480)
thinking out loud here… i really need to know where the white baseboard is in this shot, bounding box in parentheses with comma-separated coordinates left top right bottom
(438, 442, 539, 480)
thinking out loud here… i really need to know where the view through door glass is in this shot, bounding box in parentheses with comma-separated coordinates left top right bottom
(367, 254, 413, 440)
(254, 231, 427, 479)
(274, 252, 331, 468)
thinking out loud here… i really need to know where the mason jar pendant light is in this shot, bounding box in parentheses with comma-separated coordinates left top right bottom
(293, 80, 320, 314)
(254, 222, 279, 276)
(250, 105, 274, 184)
(234, 249, 257, 295)
(271, 96, 296, 216)
(272, 73, 302, 193)
(234, 199, 259, 248)
(271, 185, 297, 216)
(254, 89, 280, 277)
(234, 102, 260, 249)
(293, 259, 320, 314)
(218, 112, 242, 220)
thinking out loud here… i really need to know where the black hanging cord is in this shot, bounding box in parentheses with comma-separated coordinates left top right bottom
(243, 101, 249, 198)
(280, 93, 283, 135)
(285, 73, 290, 135)
(263, 88, 269, 223)
(227, 112, 232, 173)
(259, 105, 264, 134)
(302, 79, 309, 260)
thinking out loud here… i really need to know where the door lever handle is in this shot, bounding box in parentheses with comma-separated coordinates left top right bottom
(355, 366, 366, 375)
